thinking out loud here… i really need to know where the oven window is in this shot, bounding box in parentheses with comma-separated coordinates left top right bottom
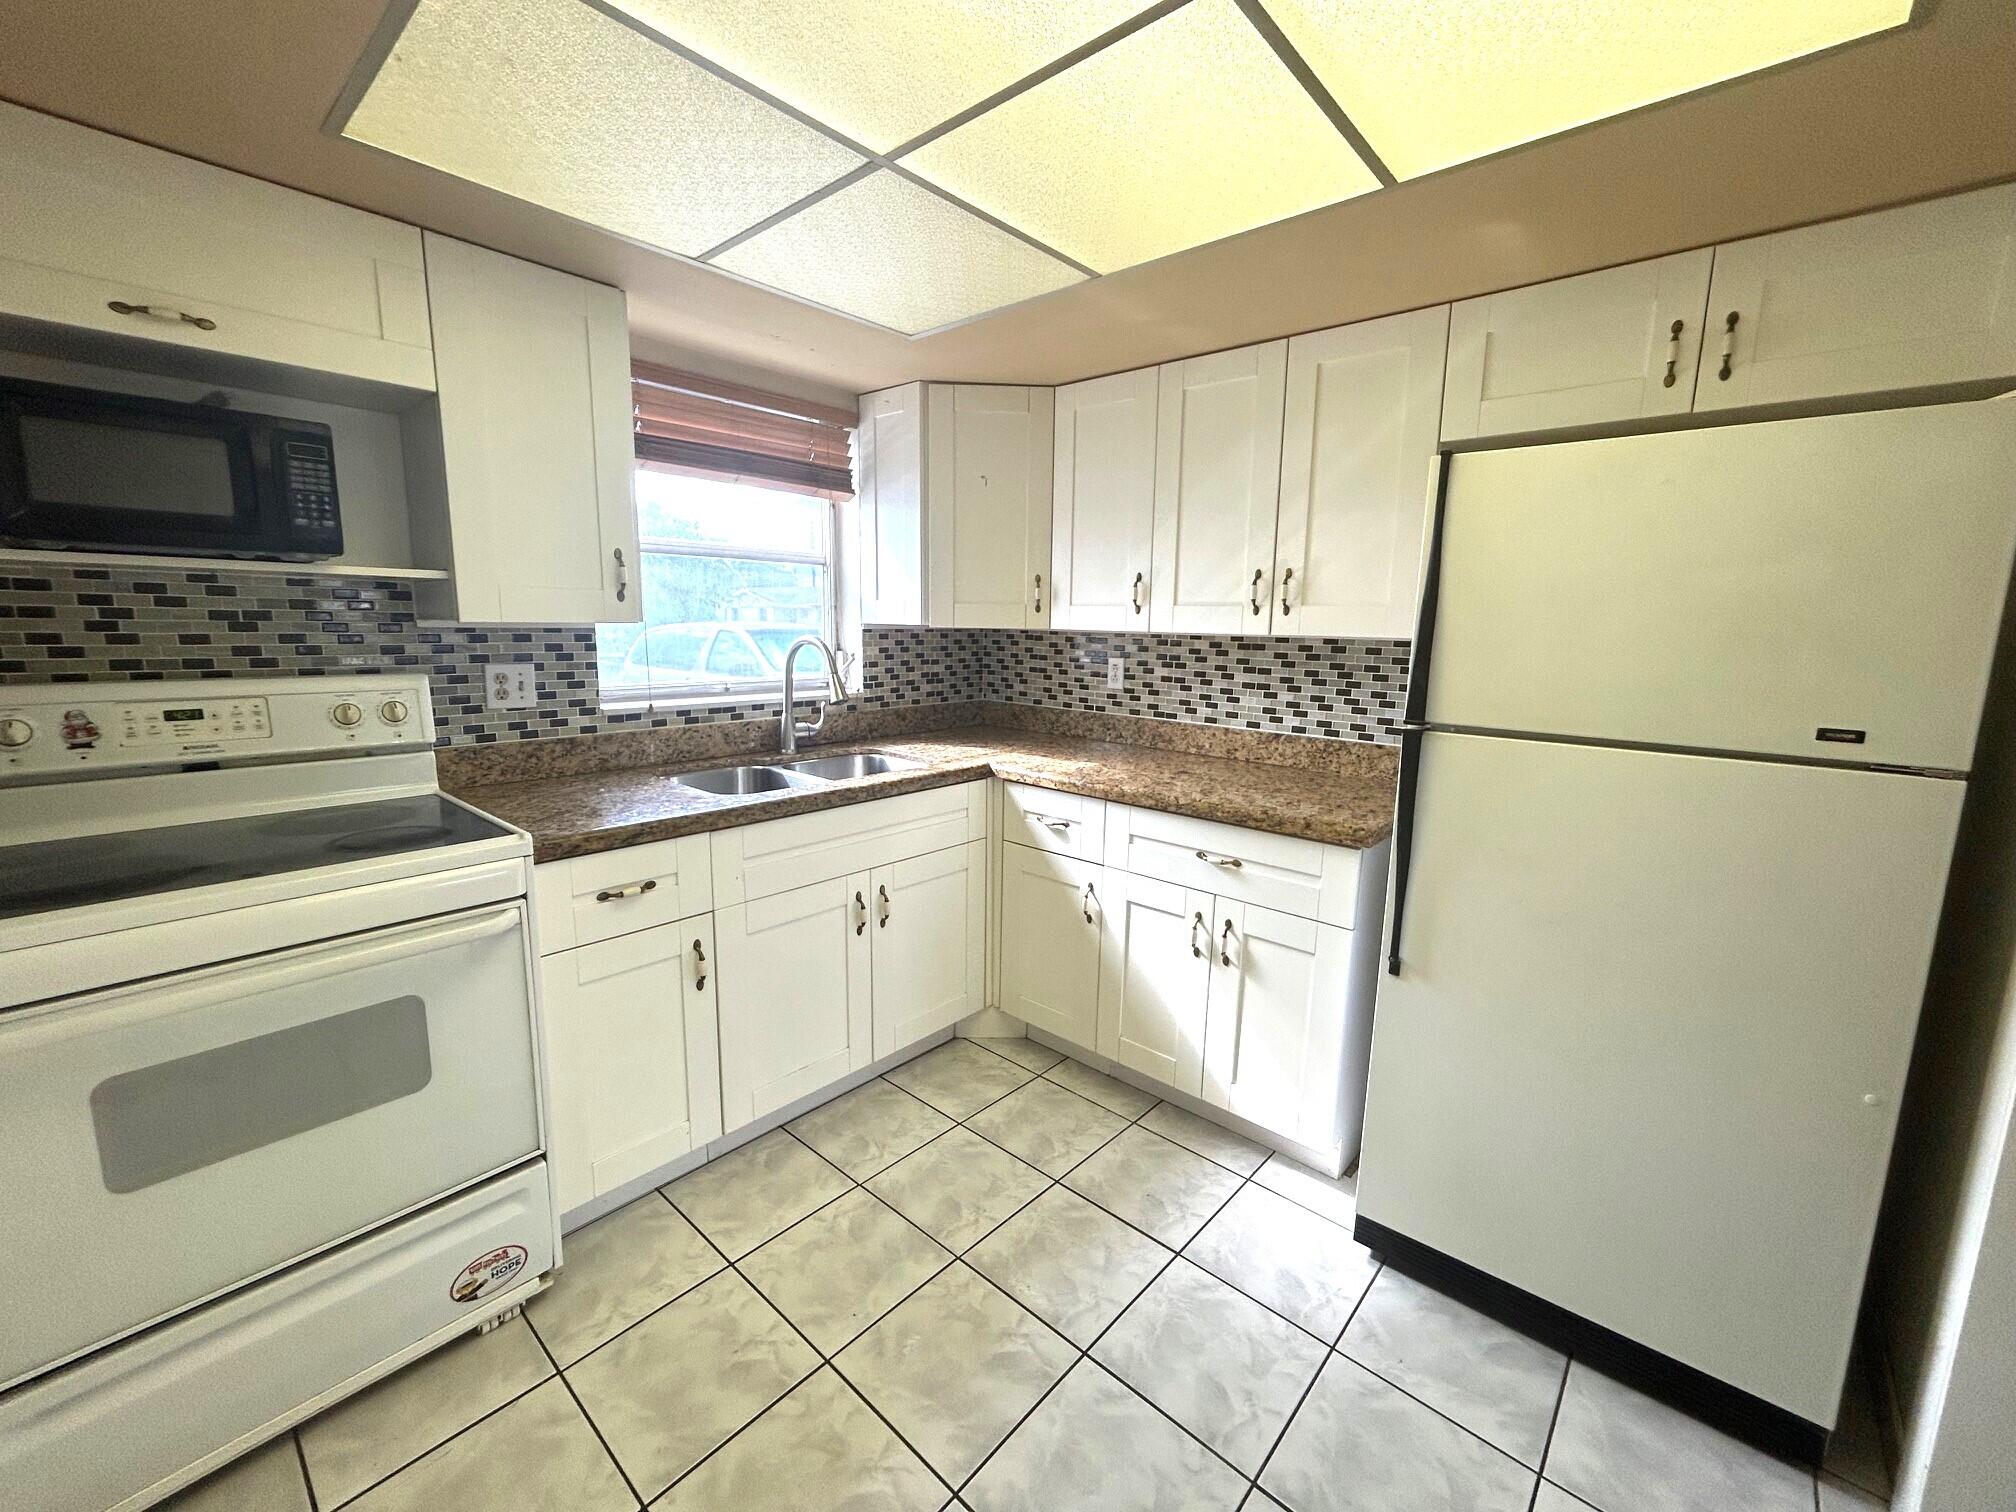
(89, 995, 433, 1194)
(21, 414, 238, 516)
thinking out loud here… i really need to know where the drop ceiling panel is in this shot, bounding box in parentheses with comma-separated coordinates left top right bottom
(712, 170, 1086, 335)
(609, 0, 1155, 154)
(342, 0, 863, 258)
(1265, 0, 1917, 181)
(899, 0, 1379, 274)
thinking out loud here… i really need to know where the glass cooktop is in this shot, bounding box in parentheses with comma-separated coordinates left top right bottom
(0, 794, 514, 920)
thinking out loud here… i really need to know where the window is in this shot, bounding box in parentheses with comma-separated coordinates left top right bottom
(596, 469, 836, 704)
(599, 364, 855, 707)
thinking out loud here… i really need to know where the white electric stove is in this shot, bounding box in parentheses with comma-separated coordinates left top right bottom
(0, 676, 558, 1512)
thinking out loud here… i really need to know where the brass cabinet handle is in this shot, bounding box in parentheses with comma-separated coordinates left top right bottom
(692, 938, 707, 991)
(1249, 568, 1265, 615)
(107, 299, 216, 331)
(1033, 573, 1043, 614)
(878, 883, 891, 928)
(1662, 318, 1685, 388)
(1718, 310, 1740, 381)
(1219, 918, 1234, 967)
(612, 547, 628, 603)
(1190, 910, 1206, 959)
(1082, 882, 1096, 924)
(1131, 571, 1145, 614)
(594, 879, 658, 902)
(1195, 850, 1243, 870)
(855, 889, 867, 935)
(1279, 565, 1295, 617)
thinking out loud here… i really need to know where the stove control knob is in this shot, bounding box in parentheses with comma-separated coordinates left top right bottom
(0, 717, 33, 749)
(331, 701, 364, 729)
(379, 698, 411, 726)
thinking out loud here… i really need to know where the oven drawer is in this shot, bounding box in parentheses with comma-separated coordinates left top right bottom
(0, 902, 541, 1391)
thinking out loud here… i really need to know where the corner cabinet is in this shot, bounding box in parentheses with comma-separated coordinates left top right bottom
(1050, 367, 1159, 629)
(411, 233, 639, 625)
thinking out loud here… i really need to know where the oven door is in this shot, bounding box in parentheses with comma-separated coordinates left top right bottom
(0, 901, 542, 1391)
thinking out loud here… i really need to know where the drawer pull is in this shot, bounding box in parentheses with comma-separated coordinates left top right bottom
(1195, 850, 1244, 870)
(1219, 918, 1234, 967)
(878, 884, 892, 928)
(107, 299, 217, 332)
(1190, 910, 1206, 959)
(594, 879, 658, 902)
(692, 938, 707, 991)
(855, 889, 867, 936)
(1036, 815, 1075, 832)
(1082, 882, 1096, 924)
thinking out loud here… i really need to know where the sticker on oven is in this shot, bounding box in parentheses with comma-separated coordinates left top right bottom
(450, 1244, 528, 1303)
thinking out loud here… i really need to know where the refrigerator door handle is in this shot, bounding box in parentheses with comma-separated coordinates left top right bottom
(1388, 455, 1453, 978)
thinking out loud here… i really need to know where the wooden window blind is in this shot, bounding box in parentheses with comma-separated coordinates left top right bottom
(631, 360, 855, 498)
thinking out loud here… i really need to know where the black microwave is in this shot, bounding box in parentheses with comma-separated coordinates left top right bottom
(0, 377, 342, 561)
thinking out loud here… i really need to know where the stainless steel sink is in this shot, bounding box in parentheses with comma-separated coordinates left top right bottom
(675, 764, 812, 796)
(773, 752, 920, 780)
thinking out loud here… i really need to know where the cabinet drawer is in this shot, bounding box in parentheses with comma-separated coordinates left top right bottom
(532, 833, 712, 954)
(1103, 805, 1361, 926)
(1002, 782, 1106, 859)
(711, 782, 988, 906)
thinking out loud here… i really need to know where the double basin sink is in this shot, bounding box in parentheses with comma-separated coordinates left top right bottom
(675, 750, 919, 796)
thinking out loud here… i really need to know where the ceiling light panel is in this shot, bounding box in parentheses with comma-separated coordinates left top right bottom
(899, 0, 1379, 274)
(608, 0, 1155, 154)
(1265, 0, 1916, 181)
(712, 171, 1086, 335)
(342, 0, 863, 258)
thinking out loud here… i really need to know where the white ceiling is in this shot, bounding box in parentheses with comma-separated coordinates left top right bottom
(336, 0, 1911, 336)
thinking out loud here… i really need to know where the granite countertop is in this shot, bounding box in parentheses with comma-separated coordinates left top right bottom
(447, 722, 1401, 865)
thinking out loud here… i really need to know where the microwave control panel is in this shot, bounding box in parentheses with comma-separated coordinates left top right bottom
(0, 677, 433, 778)
(279, 436, 341, 540)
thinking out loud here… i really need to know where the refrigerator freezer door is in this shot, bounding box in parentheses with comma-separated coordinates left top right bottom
(1360, 732, 1963, 1425)
(1425, 398, 2016, 771)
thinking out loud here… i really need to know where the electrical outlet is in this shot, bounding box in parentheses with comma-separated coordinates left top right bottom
(1106, 655, 1126, 690)
(485, 664, 537, 710)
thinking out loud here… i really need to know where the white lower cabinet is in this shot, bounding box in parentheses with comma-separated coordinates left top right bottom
(871, 840, 988, 1058)
(1203, 903, 1358, 1153)
(540, 918, 721, 1216)
(999, 843, 1104, 1053)
(715, 873, 873, 1131)
(1097, 871, 1214, 1095)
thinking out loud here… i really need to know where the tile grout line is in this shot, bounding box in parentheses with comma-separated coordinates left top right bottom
(1246, 1254, 1387, 1508)
(526, 1321, 651, 1510)
(291, 1430, 320, 1512)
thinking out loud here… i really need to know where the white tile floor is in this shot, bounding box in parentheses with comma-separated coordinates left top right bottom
(164, 1036, 1894, 1512)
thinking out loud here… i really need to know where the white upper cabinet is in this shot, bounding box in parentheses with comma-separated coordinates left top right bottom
(1442, 250, 1712, 441)
(0, 102, 433, 393)
(1274, 307, 1449, 639)
(1051, 366, 1159, 629)
(1696, 182, 2016, 413)
(926, 385, 1055, 629)
(1149, 342, 1287, 634)
(414, 233, 638, 625)
(856, 383, 925, 625)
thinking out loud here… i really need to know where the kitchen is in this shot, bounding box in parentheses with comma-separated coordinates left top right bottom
(2, 2, 2015, 1510)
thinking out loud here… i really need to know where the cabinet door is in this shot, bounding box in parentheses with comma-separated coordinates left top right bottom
(540, 920, 722, 1216)
(715, 873, 872, 1131)
(871, 840, 987, 1057)
(421, 232, 638, 625)
(1202, 903, 1357, 1152)
(1051, 367, 1158, 629)
(1697, 183, 2016, 413)
(1096, 871, 1212, 1095)
(1275, 307, 1449, 640)
(926, 385, 1054, 629)
(1150, 342, 1287, 633)
(1442, 251, 1711, 441)
(0, 102, 434, 391)
(1000, 845, 1104, 1053)
(858, 383, 925, 625)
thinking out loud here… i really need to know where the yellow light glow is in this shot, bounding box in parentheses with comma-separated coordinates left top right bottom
(343, 0, 862, 258)
(1266, 0, 1916, 181)
(712, 171, 1085, 335)
(900, 0, 1379, 274)
(610, 0, 1153, 154)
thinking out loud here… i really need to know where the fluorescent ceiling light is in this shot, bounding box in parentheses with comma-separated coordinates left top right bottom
(899, 0, 1378, 274)
(712, 170, 1085, 335)
(607, 0, 1154, 154)
(342, 0, 862, 258)
(1265, 0, 1916, 181)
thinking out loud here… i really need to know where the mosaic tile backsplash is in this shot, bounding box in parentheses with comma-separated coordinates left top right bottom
(0, 564, 1408, 746)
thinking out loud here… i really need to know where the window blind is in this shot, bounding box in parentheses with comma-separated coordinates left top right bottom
(631, 360, 855, 498)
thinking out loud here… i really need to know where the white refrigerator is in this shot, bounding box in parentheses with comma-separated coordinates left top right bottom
(1358, 396, 2016, 1449)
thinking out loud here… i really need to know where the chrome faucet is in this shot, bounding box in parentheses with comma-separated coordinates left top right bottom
(779, 635, 845, 755)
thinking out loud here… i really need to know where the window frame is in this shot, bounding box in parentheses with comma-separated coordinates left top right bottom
(599, 464, 843, 710)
